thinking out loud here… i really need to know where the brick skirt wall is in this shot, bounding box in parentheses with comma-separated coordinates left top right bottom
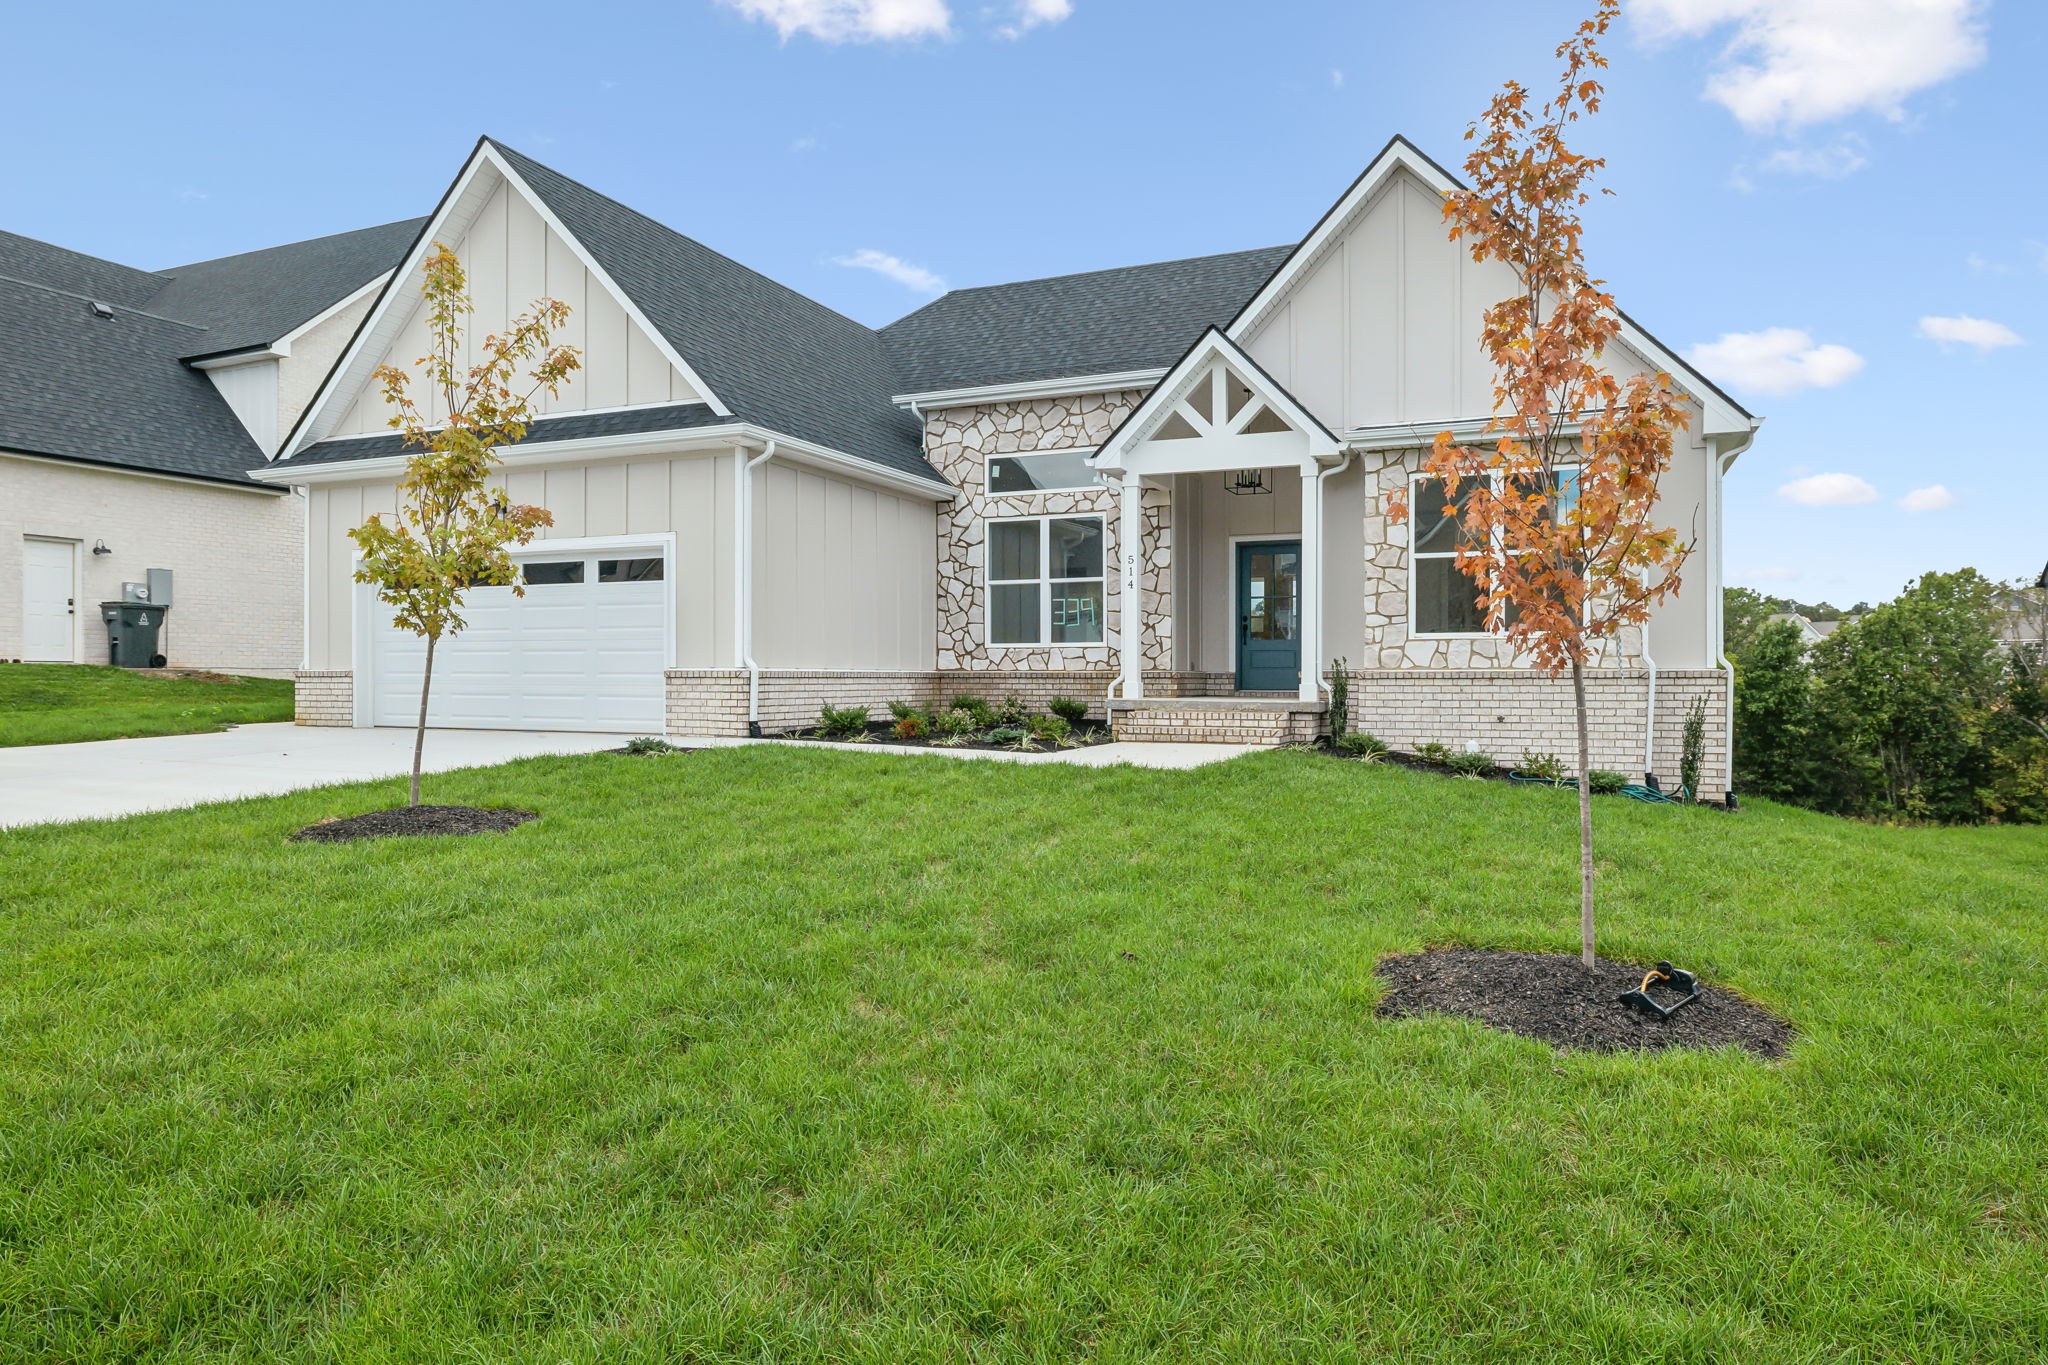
(1342, 667, 1730, 799)
(294, 671, 353, 727)
(666, 668, 1228, 736)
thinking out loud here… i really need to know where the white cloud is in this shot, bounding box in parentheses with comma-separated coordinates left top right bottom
(717, 0, 951, 43)
(1685, 327, 1865, 395)
(996, 0, 1070, 39)
(790, 136, 818, 152)
(1917, 314, 2024, 352)
(1630, 0, 1989, 131)
(833, 248, 945, 294)
(1965, 252, 2009, 275)
(1331, 68, 1346, 89)
(1779, 472, 1879, 507)
(1759, 135, 1868, 179)
(1898, 484, 1956, 512)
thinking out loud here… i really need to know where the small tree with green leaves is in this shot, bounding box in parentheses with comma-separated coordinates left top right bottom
(350, 245, 580, 805)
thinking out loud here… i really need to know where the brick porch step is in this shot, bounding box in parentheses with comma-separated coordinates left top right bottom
(1108, 697, 1328, 746)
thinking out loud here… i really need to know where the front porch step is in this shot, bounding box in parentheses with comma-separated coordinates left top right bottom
(1108, 697, 1328, 746)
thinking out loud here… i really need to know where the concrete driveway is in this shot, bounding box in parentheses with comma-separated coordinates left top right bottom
(0, 724, 628, 829)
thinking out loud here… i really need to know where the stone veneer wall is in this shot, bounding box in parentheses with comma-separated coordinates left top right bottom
(1341, 667, 1730, 799)
(923, 391, 1172, 674)
(294, 671, 354, 727)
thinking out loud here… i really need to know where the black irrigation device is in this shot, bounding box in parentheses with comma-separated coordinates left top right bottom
(1619, 961, 1700, 1019)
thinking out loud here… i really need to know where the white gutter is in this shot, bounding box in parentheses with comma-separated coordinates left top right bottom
(737, 440, 777, 733)
(893, 368, 1169, 412)
(1314, 450, 1356, 703)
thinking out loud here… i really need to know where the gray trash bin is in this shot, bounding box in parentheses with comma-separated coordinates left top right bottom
(100, 601, 168, 669)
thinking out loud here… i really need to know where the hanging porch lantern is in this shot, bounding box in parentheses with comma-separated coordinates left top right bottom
(1226, 468, 1271, 497)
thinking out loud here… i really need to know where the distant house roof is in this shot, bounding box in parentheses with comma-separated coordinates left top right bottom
(0, 220, 419, 485)
(878, 246, 1294, 397)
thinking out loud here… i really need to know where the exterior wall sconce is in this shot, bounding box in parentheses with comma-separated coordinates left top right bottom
(92, 540, 113, 555)
(1226, 469, 1271, 497)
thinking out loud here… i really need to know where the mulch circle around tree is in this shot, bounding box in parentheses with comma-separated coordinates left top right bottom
(1375, 948, 1792, 1058)
(290, 805, 538, 844)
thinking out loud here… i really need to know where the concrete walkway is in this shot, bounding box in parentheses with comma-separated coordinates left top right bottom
(0, 725, 1266, 829)
(0, 724, 624, 829)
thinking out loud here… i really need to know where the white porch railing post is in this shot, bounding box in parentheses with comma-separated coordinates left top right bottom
(1119, 472, 1146, 700)
(1299, 464, 1322, 702)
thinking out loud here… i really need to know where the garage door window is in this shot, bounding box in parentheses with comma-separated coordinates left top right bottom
(521, 560, 585, 585)
(599, 557, 664, 583)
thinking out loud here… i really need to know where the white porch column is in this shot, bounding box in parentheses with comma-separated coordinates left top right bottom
(1118, 472, 1145, 700)
(1298, 464, 1322, 702)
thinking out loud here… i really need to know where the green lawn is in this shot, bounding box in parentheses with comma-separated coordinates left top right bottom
(0, 664, 294, 747)
(3, 749, 2044, 1361)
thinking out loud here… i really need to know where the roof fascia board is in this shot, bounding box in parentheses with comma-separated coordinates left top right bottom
(484, 144, 732, 420)
(258, 421, 957, 502)
(3, 447, 284, 495)
(893, 369, 1168, 411)
(274, 271, 393, 352)
(190, 345, 287, 371)
(1227, 135, 1758, 439)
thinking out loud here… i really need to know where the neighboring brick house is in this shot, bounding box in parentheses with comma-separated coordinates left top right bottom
(1, 219, 419, 674)
(258, 135, 1759, 797)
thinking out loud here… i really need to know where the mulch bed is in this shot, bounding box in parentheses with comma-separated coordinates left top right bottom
(291, 805, 538, 844)
(781, 722, 1115, 754)
(1375, 947, 1791, 1057)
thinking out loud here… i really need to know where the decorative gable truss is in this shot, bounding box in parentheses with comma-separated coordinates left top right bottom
(1093, 328, 1341, 478)
(283, 140, 728, 458)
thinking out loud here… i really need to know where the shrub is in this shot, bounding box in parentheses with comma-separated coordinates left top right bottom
(1029, 714, 1071, 745)
(993, 695, 1030, 728)
(1328, 658, 1349, 736)
(1048, 696, 1089, 726)
(1519, 750, 1567, 783)
(1336, 730, 1388, 760)
(621, 736, 678, 756)
(1446, 750, 1495, 778)
(893, 714, 930, 741)
(936, 706, 979, 736)
(1588, 769, 1628, 795)
(948, 694, 995, 728)
(886, 699, 928, 723)
(818, 703, 870, 739)
(1680, 698, 1707, 802)
(1415, 741, 1452, 766)
(985, 725, 1029, 746)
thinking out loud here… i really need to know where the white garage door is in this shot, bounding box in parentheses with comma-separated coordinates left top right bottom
(370, 543, 667, 733)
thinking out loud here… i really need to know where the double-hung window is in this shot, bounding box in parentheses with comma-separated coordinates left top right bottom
(988, 515, 1106, 646)
(1411, 468, 1579, 636)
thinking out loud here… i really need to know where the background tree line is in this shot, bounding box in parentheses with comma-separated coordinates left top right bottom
(1727, 572, 2048, 823)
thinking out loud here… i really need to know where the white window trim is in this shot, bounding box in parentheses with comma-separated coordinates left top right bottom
(1407, 467, 1579, 641)
(981, 446, 1106, 498)
(984, 512, 1108, 650)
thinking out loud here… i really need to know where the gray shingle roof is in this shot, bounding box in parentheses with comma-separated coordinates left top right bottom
(487, 142, 938, 486)
(289, 403, 733, 468)
(1, 219, 419, 486)
(148, 218, 427, 360)
(878, 246, 1294, 396)
(0, 275, 268, 484)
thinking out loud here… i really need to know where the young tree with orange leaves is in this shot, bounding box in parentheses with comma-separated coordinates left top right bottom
(350, 245, 581, 806)
(1392, 0, 1694, 969)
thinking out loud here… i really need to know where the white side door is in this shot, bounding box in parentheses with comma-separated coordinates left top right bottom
(22, 539, 78, 663)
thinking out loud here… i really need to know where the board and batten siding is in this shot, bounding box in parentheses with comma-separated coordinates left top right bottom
(304, 453, 936, 676)
(327, 179, 702, 436)
(1239, 164, 1718, 670)
(751, 462, 937, 671)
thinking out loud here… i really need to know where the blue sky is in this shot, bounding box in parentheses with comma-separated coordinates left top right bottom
(5, 1, 2040, 605)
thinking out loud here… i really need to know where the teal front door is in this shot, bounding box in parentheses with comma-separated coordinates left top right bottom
(1236, 540, 1302, 691)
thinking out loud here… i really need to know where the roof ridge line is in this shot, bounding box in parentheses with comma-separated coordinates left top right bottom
(889, 244, 1295, 316)
(0, 272, 213, 332)
(154, 215, 430, 276)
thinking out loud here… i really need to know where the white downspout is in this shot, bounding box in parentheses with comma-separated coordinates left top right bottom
(1640, 617, 1657, 784)
(738, 440, 777, 734)
(1313, 450, 1355, 704)
(1711, 427, 1759, 801)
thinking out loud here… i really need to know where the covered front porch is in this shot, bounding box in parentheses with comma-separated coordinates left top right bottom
(1092, 329, 1351, 741)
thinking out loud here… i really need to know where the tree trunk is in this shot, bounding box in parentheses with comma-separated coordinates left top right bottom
(1571, 655, 1595, 970)
(412, 633, 437, 808)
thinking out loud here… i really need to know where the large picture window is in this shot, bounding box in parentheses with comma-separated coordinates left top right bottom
(988, 515, 1106, 646)
(1410, 469, 1580, 636)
